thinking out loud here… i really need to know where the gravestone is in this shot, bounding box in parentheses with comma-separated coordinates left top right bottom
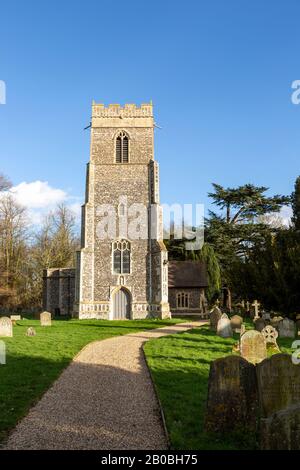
(240, 330, 267, 364)
(261, 325, 280, 352)
(254, 318, 266, 332)
(0, 317, 13, 337)
(40, 311, 52, 327)
(10, 315, 21, 321)
(271, 316, 283, 329)
(252, 300, 260, 320)
(217, 314, 233, 338)
(240, 324, 246, 337)
(26, 327, 36, 337)
(296, 320, 300, 336)
(209, 306, 222, 332)
(257, 354, 300, 450)
(278, 318, 295, 338)
(231, 315, 243, 332)
(262, 311, 271, 322)
(204, 356, 259, 434)
(0, 341, 6, 364)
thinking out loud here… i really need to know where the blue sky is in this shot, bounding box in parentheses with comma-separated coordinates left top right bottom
(0, 0, 299, 223)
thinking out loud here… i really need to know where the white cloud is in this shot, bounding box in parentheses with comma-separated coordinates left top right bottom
(7, 181, 82, 227)
(11, 181, 67, 208)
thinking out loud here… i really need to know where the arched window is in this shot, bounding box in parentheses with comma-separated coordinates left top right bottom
(116, 131, 129, 163)
(113, 240, 131, 274)
(176, 292, 189, 309)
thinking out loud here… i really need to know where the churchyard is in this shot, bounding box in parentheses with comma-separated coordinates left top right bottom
(144, 304, 299, 450)
(0, 315, 182, 444)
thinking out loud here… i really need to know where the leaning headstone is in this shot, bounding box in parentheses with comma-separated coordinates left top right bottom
(26, 327, 36, 337)
(254, 318, 266, 332)
(278, 318, 295, 338)
(240, 330, 267, 364)
(231, 315, 243, 332)
(40, 311, 52, 326)
(0, 317, 13, 337)
(261, 325, 280, 352)
(217, 313, 233, 338)
(257, 354, 300, 450)
(209, 306, 222, 332)
(204, 356, 258, 434)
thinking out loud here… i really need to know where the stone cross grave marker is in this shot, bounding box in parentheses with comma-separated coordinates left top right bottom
(240, 330, 267, 364)
(278, 318, 295, 338)
(0, 317, 13, 337)
(257, 354, 300, 450)
(209, 306, 222, 332)
(40, 311, 52, 327)
(261, 325, 280, 351)
(217, 313, 233, 338)
(204, 356, 259, 435)
(252, 300, 260, 320)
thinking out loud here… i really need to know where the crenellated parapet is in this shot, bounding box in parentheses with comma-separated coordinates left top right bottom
(92, 102, 153, 118)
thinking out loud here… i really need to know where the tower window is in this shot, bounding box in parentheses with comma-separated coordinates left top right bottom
(113, 240, 131, 274)
(176, 292, 189, 309)
(116, 131, 129, 163)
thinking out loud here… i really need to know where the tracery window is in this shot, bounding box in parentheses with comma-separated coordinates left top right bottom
(113, 240, 131, 274)
(116, 131, 129, 163)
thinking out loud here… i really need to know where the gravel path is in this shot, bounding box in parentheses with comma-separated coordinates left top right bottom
(4, 321, 205, 450)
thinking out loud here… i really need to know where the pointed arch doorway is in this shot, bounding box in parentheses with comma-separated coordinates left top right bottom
(112, 288, 131, 320)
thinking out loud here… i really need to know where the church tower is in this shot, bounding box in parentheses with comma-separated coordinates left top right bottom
(74, 102, 170, 319)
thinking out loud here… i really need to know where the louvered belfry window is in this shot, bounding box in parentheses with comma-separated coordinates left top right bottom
(116, 131, 129, 163)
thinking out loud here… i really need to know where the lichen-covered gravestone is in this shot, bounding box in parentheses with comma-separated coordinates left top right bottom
(254, 318, 266, 332)
(0, 317, 13, 337)
(261, 325, 280, 352)
(209, 306, 222, 332)
(278, 318, 295, 338)
(257, 354, 300, 450)
(40, 311, 52, 326)
(217, 314, 233, 338)
(230, 315, 243, 333)
(271, 316, 283, 329)
(240, 330, 267, 364)
(204, 356, 259, 434)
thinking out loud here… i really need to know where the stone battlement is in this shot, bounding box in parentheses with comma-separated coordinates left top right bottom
(92, 102, 153, 118)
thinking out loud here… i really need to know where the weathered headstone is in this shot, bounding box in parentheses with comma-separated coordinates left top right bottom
(240, 330, 267, 364)
(271, 315, 283, 329)
(231, 315, 243, 332)
(240, 324, 246, 336)
(0, 317, 13, 337)
(10, 315, 21, 321)
(261, 325, 280, 351)
(261, 311, 271, 322)
(217, 313, 233, 338)
(278, 318, 295, 338)
(40, 311, 52, 326)
(257, 354, 300, 450)
(209, 306, 222, 332)
(26, 327, 36, 337)
(204, 356, 259, 434)
(0, 340, 6, 364)
(254, 318, 266, 332)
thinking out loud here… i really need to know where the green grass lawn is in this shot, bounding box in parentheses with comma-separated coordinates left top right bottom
(144, 322, 294, 450)
(0, 317, 182, 444)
